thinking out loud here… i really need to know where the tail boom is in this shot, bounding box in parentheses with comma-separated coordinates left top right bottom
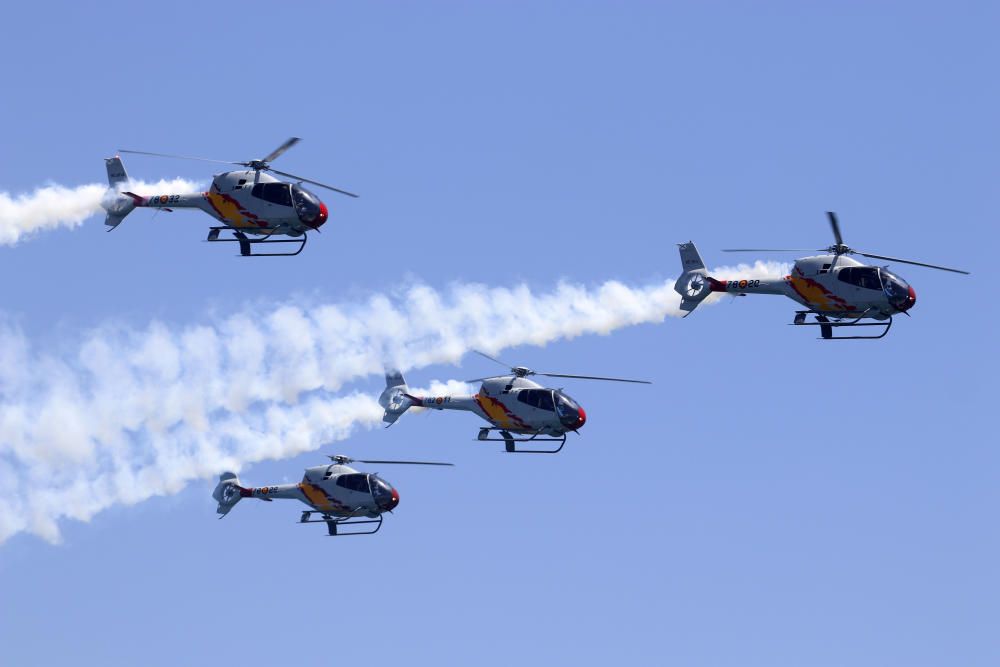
(674, 241, 787, 315)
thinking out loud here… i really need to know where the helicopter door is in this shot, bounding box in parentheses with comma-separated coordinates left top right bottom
(245, 182, 295, 228)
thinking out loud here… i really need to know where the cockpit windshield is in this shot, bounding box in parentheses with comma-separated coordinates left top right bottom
(369, 475, 397, 511)
(292, 185, 323, 224)
(880, 269, 911, 306)
(555, 391, 584, 428)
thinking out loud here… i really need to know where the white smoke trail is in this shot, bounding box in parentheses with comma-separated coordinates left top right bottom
(0, 179, 202, 245)
(0, 261, 787, 544)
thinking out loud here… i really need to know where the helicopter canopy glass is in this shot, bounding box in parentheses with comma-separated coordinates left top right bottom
(251, 182, 293, 207)
(880, 269, 911, 306)
(370, 475, 396, 510)
(516, 389, 555, 411)
(837, 266, 882, 290)
(292, 185, 323, 224)
(555, 391, 583, 427)
(335, 473, 370, 493)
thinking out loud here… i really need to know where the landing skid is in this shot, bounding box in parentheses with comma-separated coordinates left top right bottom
(477, 428, 567, 454)
(207, 227, 308, 257)
(792, 310, 893, 340)
(299, 511, 383, 536)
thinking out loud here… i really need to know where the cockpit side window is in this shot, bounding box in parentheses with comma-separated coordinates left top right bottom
(251, 183, 293, 207)
(335, 473, 370, 493)
(517, 389, 554, 411)
(837, 267, 882, 290)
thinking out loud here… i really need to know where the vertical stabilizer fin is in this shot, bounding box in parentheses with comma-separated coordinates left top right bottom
(674, 241, 713, 316)
(212, 472, 244, 517)
(379, 369, 415, 426)
(102, 156, 137, 230)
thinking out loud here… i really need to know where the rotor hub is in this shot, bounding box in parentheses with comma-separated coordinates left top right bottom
(827, 243, 853, 256)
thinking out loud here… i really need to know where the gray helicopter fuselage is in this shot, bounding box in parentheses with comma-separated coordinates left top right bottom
(402, 375, 586, 436)
(677, 242, 916, 320)
(124, 169, 330, 237)
(719, 254, 915, 319)
(216, 463, 398, 519)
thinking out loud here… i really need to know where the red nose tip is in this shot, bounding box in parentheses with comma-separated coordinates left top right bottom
(576, 407, 587, 429)
(315, 202, 329, 227)
(903, 285, 917, 311)
(389, 488, 399, 510)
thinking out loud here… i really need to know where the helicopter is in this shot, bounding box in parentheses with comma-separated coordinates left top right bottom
(100, 137, 357, 257)
(212, 455, 452, 536)
(674, 212, 969, 339)
(379, 352, 651, 454)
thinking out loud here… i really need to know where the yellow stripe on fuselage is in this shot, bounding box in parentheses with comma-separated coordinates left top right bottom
(205, 191, 265, 230)
(298, 482, 334, 511)
(475, 393, 528, 430)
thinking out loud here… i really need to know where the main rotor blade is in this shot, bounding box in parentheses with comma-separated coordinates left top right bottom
(117, 149, 238, 165)
(260, 137, 300, 163)
(465, 375, 505, 383)
(721, 249, 814, 253)
(269, 168, 359, 198)
(858, 251, 970, 275)
(357, 459, 454, 466)
(472, 350, 515, 369)
(827, 211, 844, 247)
(538, 372, 651, 384)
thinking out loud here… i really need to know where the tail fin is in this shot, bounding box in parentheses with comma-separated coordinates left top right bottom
(673, 242, 713, 317)
(212, 472, 244, 517)
(106, 156, 129, 189)
(101, 156, 137, 230)
(379, 369, 415, 426)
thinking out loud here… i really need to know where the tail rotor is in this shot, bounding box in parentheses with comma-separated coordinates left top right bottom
(212, 472, 244, 518)
(674, 242, 713, 316)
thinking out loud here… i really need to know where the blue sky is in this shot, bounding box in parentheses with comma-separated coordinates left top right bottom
(0, 2, 997, 665)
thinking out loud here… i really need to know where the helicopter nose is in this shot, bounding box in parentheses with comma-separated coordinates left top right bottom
(387, 488, 399, 511)
(901, 285, 917, 311)
(575, 407, 586, 429)
(314, 202, 329, 228)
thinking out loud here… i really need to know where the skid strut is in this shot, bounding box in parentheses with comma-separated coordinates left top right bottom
(207, 227, 308, 257)
(792, 311, 893, 340)
(299, 511, 383, 536)
(477, 428, 567, 454)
